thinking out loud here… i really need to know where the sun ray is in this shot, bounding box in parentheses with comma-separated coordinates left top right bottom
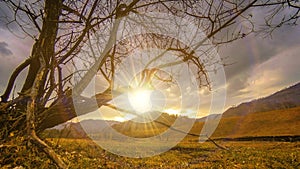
(128, 87, 153, 114)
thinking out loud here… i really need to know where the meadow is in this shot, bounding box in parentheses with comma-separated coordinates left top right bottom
(44, 138, 300, 168)
(3, 106, 299, 168)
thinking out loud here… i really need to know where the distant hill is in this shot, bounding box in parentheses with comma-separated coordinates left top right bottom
(79, 119, 119, 134)
(110, 82, 300, 139)
(215, 106, 300, 138)
(223, 82, 300, 117)
(44, 82, 300, 139)
(44, 119, 118, 138)
(190, 82, 300, 138)
(188, 106, 300, 139)
(108, 113, 192, 138)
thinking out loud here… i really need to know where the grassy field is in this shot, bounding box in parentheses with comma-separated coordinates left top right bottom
(2, 107, 300, 168)
(4, 107, 298, 168)
(43, 138, 300, 168)
(189, 106, 300, 139)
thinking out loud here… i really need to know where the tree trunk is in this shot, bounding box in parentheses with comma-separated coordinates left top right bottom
(22, 0, 62, 95)
(37, 89, 113, 131)
(1, 89, 112, 141)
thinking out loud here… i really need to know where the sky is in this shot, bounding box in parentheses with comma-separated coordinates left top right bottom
(0, 4, 300, 122)
(220, 25, 300, 107)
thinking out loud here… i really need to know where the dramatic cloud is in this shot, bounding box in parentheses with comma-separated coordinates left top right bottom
(246, 45, 300, 97)
(0, 2, 22, 30)
(219, 24, 300, 107)
(0, 41, 12, 56)
(0, 29, 33, 95)
(0, 2, 13, 29)
(0, 4, 299, 120)
(224, 44, 300, 107)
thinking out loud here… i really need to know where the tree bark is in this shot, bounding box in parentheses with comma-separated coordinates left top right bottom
(21, 0, 62, 95)
(37, 89, 113, 131)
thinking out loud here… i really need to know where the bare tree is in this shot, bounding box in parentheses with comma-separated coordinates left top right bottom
(0, 0, 299, 168)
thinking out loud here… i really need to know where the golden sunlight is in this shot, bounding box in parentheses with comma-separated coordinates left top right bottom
(128, 88, 153, 114)
(164, 108, 180, 115)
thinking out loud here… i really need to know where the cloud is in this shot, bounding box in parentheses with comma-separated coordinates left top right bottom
(226, 45, 300, 107)
(0, 41, 12, 56)
(220, 15, 300, 76)
(0, 2, 21, 30)
(0, 2, 12, 29)
(0, 29, 33, 96)
(218, 20, 300, 107)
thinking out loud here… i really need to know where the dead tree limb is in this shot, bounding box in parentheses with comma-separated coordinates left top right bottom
(1, 58, 31, 102)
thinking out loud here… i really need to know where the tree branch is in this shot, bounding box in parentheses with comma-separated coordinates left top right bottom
(104, 103, 229, 150)
(1, 58, 31, 102)
(31, 131, 67, 169)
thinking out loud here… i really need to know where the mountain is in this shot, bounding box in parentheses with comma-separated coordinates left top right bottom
(189, 82, 300, 139)
(109, 82, 300, 139)
(78, 119, 119, 134)
(212, 106, 300, 138)
(196, 114, 221, 122)
(223, 82, 300, 117)
(45, 82, 300, 139)
(109, 113, 190, 138)
(44, 119, 119, 138)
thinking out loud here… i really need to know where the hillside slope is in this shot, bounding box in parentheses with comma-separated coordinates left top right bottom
(212, 106, 300, 138)
(45, 82, 300, 139)
(223, 82, 300, 117)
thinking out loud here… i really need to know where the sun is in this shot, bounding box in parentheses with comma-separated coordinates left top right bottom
(128, 88, 153, 114)
(114, 116, 126, 122)
(164, 108, 180, 115)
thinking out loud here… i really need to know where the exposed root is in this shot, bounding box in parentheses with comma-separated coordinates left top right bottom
(30, 131, 68, 169)
(205, 136, 229, 151)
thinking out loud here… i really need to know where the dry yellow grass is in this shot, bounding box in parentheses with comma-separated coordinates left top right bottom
(212, 106, 300, 138)
(186, 106, 300, 140)
(46, 138, 300, 168)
